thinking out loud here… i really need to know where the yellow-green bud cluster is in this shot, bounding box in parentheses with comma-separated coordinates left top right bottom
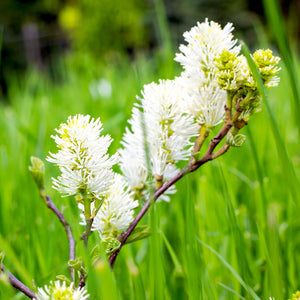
(292, 291, 300, 300)
(214, 50, 239, 91)
(214, 47, 280, 123)
(253, 49, 281, 87)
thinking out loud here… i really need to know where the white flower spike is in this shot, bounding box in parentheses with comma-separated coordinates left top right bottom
(47, 114, 118, 199)
(175, 19, 241, 129)
(119, 79, 198, 200)
(91, 174, 139, 237)
(175, 18, 241, 88)
(79, 174, 139, 237)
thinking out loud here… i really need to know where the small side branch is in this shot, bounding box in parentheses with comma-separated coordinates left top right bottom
(45, 196, 75, 278)
(109, 115, 237, 268)
(211, 144, 230, 159)
(109, 198, 150, 267)
(1, 263, 36, 299)
(109, 167, 189, 267)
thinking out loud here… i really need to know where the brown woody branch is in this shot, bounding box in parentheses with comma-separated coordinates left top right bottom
(45, 196, 75, 279)
(109, 119, 235, 267)
(1, 263, 36, 299)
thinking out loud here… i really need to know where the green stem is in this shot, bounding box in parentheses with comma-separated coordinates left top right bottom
(211, 144, 230, 159)
(83, 194, 92, 247)
(190, 125, 210, 165)
(225, 91, 233, 123)
(231, 126, 240, 137)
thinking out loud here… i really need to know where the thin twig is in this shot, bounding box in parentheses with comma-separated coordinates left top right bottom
(211, 144, 230, 159)
(109, 198, 151, 267)
(1, 263, 36, 299)
(45, 196, 76, 279)
(109, 120, 235, 267)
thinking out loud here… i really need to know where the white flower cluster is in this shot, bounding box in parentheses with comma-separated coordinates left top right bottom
(120, 19, 244, 198)
(119, 79, 198, 200)
(47, 114, 118, 199)
(36, 281, 89, 300)
(48, 114, 137, 236)
(79, 174, 139, 237)
(175, 19, 241, 127)
(175, 19, 240, 88)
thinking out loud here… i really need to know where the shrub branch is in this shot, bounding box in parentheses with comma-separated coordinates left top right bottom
(44, 195, 76, 279)
(1, 263, 36, 299)
(109, 116, 236, 267)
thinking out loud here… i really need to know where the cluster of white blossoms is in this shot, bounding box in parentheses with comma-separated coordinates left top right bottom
(36, 281, 89, 300)
(175, 19, 241, 87)
(118, 19, 280, 200)
(79, 174, 139, 238)
(174, 19, 241, 127)
(47, 114, 138, 239)
(47, 114, 118, 199)
(119, 79, 198, 200)
(91, 174, 138, 237)
(120, 20, 237, 196)
(48, 20, 281, 235)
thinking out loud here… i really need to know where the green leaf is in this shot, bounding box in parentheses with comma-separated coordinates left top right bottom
(226, 132, 246, 147)
(101, 237, 121, 255)
(56, 275, 71, 285)
(90, 245, 100, 260)
(160, 230, 184, 277)
(28, 156, 45, 191)
(68, 257, 83, 271)
(125, 225, 152, 244)
(197, 237, 260, 300)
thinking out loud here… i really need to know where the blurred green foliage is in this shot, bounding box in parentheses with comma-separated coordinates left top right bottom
(0, 0, 299, 94)
(67, 0, 149, 56)
(0, 0, 299, 298)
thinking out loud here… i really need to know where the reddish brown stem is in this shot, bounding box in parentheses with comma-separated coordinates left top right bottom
(1, 263, 36, 299)
(109, 167, 188, 267)
(45, 196, 75, 279)
(109, 120, 234, 268)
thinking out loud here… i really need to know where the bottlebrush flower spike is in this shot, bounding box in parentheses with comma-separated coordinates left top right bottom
(47, 114, 118, 199)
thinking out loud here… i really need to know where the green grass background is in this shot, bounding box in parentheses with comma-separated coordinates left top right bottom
(0, 0, 300, 299)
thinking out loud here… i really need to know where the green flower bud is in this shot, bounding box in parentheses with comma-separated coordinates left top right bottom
(226, 132, 246, 147)
(214, 50, 239, 91)
(29, 156, 45, 191)
(68, 257, 83, 271)
(292, 291, 300, 300)
(253, 49, 281, 87)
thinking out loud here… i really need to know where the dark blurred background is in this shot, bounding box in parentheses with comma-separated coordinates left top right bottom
(0, 0, 299, 98)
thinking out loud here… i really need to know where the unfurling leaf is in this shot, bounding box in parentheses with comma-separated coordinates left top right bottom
(68, 257, 83, 271)
(226, 132, 246, 147)
(101, 237, 121, 255)
(125, 225, 152, 244)
(29, 156, 45, 191)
